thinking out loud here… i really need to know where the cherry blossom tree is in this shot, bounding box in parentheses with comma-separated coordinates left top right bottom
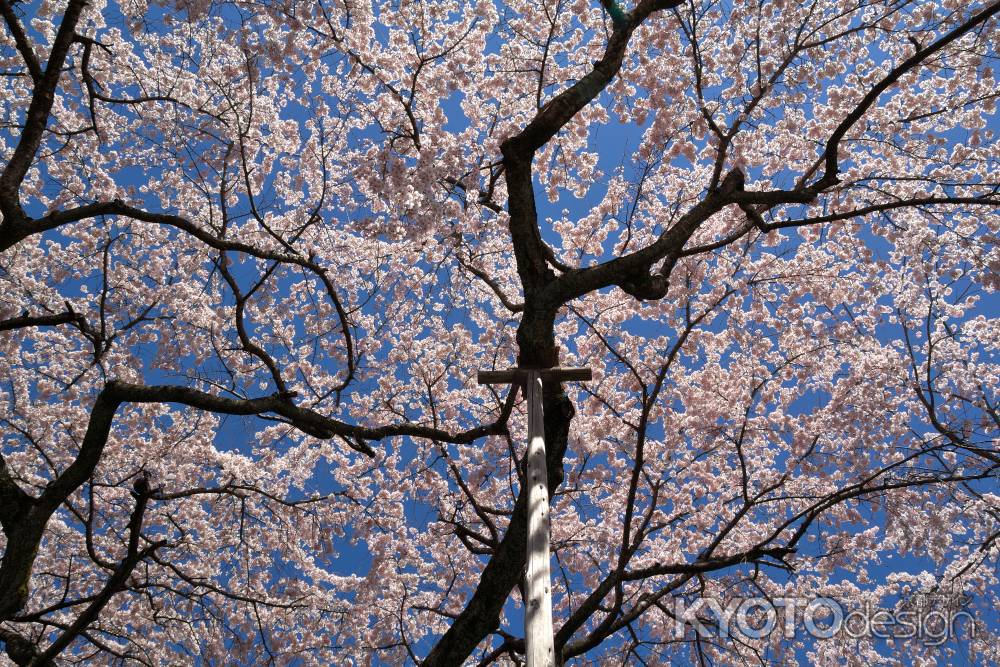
(1, 0, 998, 663)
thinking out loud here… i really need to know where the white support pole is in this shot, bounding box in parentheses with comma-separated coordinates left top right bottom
(524, 371, 554, 667)
(477, 366, 590, 666)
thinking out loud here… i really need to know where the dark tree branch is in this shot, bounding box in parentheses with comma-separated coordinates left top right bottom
(817, 0, 1000, 188)
(33, 482, 166, 664)
(0, 0, 42, 84)
(0, 0, 87, 224)
(0, 199, 358, 394)
(0, 378, 516, 624)
(0, 627, 41, 667)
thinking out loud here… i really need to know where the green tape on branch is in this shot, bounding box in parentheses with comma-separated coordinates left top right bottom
(601, 0, 629, 28)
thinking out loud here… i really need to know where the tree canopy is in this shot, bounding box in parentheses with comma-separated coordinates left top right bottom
(1, 0, 998, 663)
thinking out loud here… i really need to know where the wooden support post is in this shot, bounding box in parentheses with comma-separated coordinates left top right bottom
(524, 370, 554, 667)
(477, 366, 592, 667)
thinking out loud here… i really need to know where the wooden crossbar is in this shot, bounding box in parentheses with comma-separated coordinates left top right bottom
(477, 367, 592, 385)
